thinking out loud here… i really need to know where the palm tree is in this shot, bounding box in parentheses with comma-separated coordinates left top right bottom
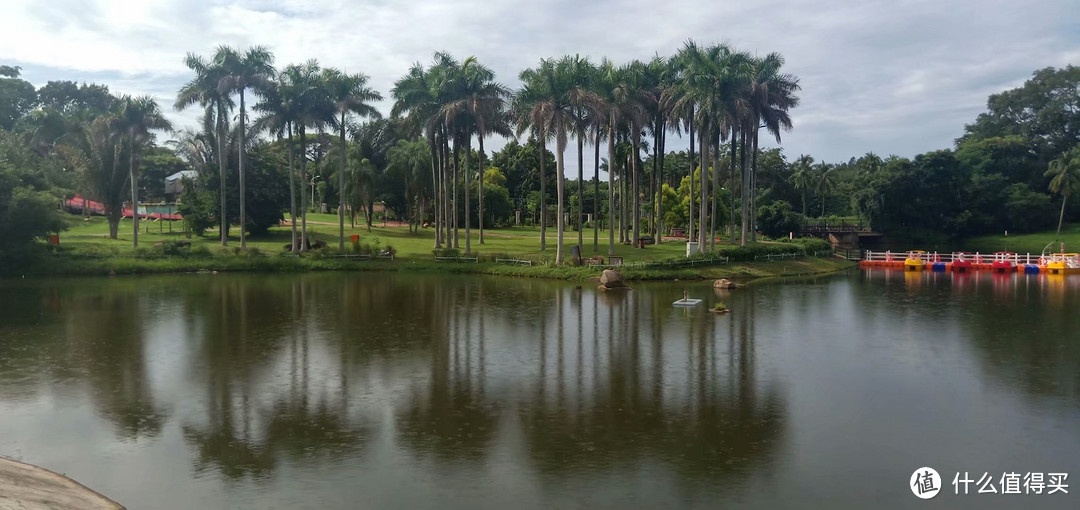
(115, 95, 173, 247)
(745, 53, 800, 242)
(392, 62, 444, 248)
(282, 61, 332, 250)
(322, 68, 382, 252)
(612, 61, 654, 248)
(592, 59, 632, 256)
(176, 51, 234, 246)
(667, 41, 748, 249)
(215, 45, 276, 249)
(645, 55, 674, 245)
(438, 56, 509, 252)
(789, 154, 814, 216)
(815, 163, 835, 217)
(252, 75, 300, 252)
(1046, 147, 1080, 235)
(57, 116, 129, 239)
(562, 55, 597, 253)
(513, 61, 555, 255)
(516, 58, 576, 263)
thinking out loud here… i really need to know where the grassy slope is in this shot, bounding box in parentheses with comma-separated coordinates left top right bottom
(964, 223, 1080, 254)
(32, 214, 853, 280)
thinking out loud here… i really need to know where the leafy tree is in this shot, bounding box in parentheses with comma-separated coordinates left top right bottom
(35, 81, 114, 119)
(961, 66, 1080, 163)
(0, 131, 65, 268)
(0, 66, 37, 130)
(177, 180, 216, 236)
(141, 146, 188, 200)
(756, 200, 804, 238)
(1003, 183, 1056, 233)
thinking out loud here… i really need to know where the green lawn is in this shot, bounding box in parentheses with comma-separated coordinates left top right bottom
(965, 223, 1080, 254)
(56, 214, 714, 263)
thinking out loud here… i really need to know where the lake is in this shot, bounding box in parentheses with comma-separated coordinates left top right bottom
(0, 270, 1077, 509)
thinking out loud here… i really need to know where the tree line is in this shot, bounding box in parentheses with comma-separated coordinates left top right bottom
(1, 55, 1077, 268)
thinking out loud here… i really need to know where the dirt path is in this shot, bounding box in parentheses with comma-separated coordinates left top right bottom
(0, 457, 124, 509)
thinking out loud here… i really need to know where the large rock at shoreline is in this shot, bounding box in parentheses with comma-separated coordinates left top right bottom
(598, 269, 628, 290)
(713, 278, 743, 289)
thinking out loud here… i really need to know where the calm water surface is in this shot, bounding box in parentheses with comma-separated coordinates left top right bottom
(0, 270, 1078, 509)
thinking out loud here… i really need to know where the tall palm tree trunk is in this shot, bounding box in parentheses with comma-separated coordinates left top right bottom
(607, 119, 616, 256)
(478, 134, 485, 244)
(555, 137, 566, 263)
(656, 126, 665, 244)
(129, 128, 139, 248)
(698, 126, 708, 248)
(442, 134, 451, 248)
(688, 109, 695, 244)
(740, 127, 749, 246)
(631, 127, 641, 248)
(593, 125, 600, 252)
(577, 133, 584, 251)
(710, 130, 720, 252)
(430, 137, 441, 248)
(239, 90, 247, 249)
(287, 126, 297, 253)
(750, 127, 760, 242)
(452, 137, 460, 249)
(651, 126, 659, 241)
(623, 154, 630, 244)
(540, 135, 547, 251)
(218, 109, 228, 246)
(729, 126, 737, 243)
(299, 124, 308, 251)
(464, 133, 472, 255)
(338, 111, 347, 253)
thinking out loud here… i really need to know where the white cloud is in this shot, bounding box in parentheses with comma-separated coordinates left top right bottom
(1, 0, 1077, 169)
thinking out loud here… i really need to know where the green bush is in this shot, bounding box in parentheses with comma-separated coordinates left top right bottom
(433, 247, 460, 258)
(757, 200, 806, 238)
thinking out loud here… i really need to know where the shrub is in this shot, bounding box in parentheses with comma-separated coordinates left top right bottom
(757, 200, 806, 238)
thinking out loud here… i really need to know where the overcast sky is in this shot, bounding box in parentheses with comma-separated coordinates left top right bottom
(2, 0, 1077, 172)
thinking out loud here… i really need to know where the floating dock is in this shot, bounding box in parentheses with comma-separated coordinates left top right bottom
(859, 250, 1080, 274)
(673, 298, 703, 307)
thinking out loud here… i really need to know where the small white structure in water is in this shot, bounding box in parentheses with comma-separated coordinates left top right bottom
(673, 291, 703, 307)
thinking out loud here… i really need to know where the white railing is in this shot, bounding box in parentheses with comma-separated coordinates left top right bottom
(861, 251, 1046, 264)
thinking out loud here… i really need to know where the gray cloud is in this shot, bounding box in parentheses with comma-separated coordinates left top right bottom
(1, 0, 1076, 171)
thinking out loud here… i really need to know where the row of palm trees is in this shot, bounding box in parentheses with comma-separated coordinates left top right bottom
(176, 46, 385, 253)
(390, 41, 800, 262)
(168, 41, 799, 259)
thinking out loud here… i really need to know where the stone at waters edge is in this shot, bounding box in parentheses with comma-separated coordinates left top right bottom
(598, 269, 629, 291)
(713, 278, 743, 289)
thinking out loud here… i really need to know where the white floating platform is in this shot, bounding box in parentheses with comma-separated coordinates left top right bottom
(672, 298, 703, 307)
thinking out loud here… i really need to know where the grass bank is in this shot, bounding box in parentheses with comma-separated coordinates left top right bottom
(16, 214, 853, 281)
(964, 223, 1080, 254)
(22, 251, 853, 281)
